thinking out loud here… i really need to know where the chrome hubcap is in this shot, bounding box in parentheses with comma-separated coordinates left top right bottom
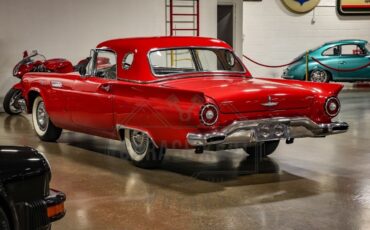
(130, 130, 149, 155)
(9, 90, 22, 113)
(311, 70, 327, 82)
(36, 102, 49, 131)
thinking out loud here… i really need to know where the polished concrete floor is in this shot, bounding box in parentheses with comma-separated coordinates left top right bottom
(0, 89, 370, 230)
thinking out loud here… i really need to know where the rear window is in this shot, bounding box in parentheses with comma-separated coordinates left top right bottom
(149, 48, 244, 76)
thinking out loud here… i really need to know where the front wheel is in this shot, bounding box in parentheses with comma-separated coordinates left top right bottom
(32, 96, 62, 142)
(3, 88, 22, 115)
(243, 140, 280, 158)
(0, 207, 11, 230)
(124, 129, 165, 169)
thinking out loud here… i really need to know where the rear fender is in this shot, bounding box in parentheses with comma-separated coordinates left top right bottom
(265, 78, 344, 97)
(268, 78, 344, 123)
(113, 84, 206, 147)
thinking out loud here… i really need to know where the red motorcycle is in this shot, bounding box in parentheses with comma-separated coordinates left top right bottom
(3, 50, 88, 115)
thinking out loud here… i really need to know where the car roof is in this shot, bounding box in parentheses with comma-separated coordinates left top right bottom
(324, 39, 368, 46)
(97, 36, 232, 51)
(94, 36, 236, 82)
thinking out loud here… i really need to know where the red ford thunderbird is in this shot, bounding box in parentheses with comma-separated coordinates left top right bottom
(20, 37, 348, 168)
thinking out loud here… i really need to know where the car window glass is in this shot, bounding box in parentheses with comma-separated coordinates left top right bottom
(150, 49, 196, 75)
(197, 50, 221, 71)
(149, 48, 244, 76)
(341, 44, 364, 56)
(94, 50, 117, 79)
(323, 47, 339, 56)
(122, 53, 134, 70)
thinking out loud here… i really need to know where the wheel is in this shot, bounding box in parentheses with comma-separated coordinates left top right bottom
(124, 129, 165, 169)
(32, 96, 62, 142)
(3, 88, 22, 115)
(310, 70, 330, 83)
(0, 207, 11, 230)
(243, 140, 280, 158)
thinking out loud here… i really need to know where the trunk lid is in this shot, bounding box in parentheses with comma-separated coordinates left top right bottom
(159, 76, 315, 114)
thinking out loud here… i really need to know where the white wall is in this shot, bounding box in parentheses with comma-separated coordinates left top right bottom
(0, 0, 218, 98)
(243, 0, 370, 78)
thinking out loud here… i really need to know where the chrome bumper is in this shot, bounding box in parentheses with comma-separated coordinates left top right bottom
(187, 117, 349, 147)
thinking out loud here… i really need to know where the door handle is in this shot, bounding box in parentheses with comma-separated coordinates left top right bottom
(339, 61, 346, 64)
(100, 84, 111, 92)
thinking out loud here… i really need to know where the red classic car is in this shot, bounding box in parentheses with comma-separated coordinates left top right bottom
(21, 37, 348, 168)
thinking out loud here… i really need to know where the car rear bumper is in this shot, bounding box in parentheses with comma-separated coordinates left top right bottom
(187, 117, 349, 147)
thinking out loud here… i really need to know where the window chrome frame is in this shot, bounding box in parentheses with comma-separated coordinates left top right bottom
(147, 46, 247, 78)
(87, 48, 118, 80)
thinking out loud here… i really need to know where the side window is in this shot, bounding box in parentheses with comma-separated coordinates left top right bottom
(122, 52, 134, 70)
(93, 50, 117, 79)
(323, 46, 339, 56)
(341, 44, 365, 56)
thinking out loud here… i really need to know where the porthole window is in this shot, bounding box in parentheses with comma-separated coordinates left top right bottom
(122, 52, 134, 70)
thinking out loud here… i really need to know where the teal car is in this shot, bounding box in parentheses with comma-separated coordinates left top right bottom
(282, 39, 370, 82)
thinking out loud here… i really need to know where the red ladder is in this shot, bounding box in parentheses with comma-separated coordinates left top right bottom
(166, 0, 200, 36)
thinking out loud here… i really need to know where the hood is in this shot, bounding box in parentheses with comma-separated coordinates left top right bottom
(160, 76, 315, 114)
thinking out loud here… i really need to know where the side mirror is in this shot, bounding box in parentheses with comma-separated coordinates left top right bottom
(78, 65, 87, 76)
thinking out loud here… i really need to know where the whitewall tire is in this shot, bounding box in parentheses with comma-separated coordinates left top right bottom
(32, 96, 62, 142)
(124, 129, 165, 169)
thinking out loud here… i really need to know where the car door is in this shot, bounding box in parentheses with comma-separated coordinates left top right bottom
(68, 49, 116, 136)
(337, 44, 370, 81)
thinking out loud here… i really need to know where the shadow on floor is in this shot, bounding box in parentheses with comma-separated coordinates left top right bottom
(1, 113, 326, 205)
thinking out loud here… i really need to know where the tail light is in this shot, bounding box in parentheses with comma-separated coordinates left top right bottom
(325, 97, 340, 117)
(200, 104, 219, 126)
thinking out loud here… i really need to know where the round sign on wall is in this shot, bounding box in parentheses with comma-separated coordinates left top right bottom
(282, 0, 321, 13)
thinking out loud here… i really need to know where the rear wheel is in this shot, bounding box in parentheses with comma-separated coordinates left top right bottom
(3, 88, 22, 115)
(32, 96, 62, 142)
(310, 70, 330, 83)
(0, 207, 11, 230)
(124, 129, 165, 169)
(243, 140, 280, 158)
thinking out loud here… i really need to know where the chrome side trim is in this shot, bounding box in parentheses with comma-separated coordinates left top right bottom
(116, 125, 159, 148)
(187, 117, 349, 147)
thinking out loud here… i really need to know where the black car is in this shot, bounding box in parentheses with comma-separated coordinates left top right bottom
(0, 146, 66, 230)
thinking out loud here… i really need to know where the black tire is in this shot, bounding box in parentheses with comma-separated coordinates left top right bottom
(3, 88, 22, 115)
(0, 207, 11, 230)
(124, 129, 165, 169)
(243, 140, 280, 158)
(32, 96, 62, 142)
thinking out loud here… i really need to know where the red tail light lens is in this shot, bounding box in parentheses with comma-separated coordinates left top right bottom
(325, 97, 340, 117)
(200, 104, 219, 126)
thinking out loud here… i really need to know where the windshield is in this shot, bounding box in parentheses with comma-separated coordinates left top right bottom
(13, 52, 46, 76)
(366, 43, 370, 53)
(149, 48, 244, 76)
